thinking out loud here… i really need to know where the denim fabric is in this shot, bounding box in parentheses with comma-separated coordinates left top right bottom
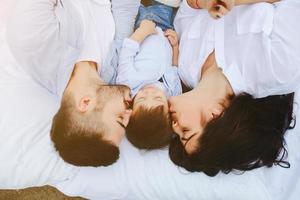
(135, 2, 174, 31)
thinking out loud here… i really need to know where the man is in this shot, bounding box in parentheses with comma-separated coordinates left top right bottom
(6, 0, 139, 166)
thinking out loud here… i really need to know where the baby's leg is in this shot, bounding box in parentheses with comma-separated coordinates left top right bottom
(134, 2, 175, 31)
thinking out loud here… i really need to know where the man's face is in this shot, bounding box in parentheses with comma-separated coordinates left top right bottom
(97, 85, 132, 145)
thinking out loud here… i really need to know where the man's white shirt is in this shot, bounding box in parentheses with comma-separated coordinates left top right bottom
(7, 0, 115, 98)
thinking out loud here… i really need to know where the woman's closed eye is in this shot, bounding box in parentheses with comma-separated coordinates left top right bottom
(181, 133, 196, 143)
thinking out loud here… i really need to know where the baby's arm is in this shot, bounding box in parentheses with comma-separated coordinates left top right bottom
(116, 20, 157, 85)
(130, 20, 157, 43)
(165, 29, 179, 66)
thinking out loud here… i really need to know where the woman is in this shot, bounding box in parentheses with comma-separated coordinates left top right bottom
(168, 0, 299, 176)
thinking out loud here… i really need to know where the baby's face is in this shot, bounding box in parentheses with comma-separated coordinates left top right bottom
(133, 85, 168, 111)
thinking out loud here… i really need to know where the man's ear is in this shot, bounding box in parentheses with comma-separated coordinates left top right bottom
(78, 96, 91, 113)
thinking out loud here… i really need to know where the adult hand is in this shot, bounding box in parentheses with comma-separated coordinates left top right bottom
(206, 0, 235, 19)
(191, 0, 280, 19)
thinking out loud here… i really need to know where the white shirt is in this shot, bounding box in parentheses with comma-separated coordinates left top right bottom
(7, 0, 115, 98)
(116, 27, 182, 96)
(175, 0, 300, 98)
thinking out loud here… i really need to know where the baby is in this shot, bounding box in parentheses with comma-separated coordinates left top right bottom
(116, 0, 182, 149)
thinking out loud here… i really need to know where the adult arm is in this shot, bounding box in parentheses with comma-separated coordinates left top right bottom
(235, 0, 280, 5)
(188, 0, 280, 18)
(188, 0, 279, 8)
(6, 0, 63, 93)
(7, 0, 60, 53)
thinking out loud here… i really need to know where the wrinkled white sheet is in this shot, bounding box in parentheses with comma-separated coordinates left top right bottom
(54, 93, 300, 200)
(0, 1, 299, 199)
(0, 29, 78, 189)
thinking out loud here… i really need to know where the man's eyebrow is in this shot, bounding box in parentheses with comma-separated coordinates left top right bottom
(117, 121, 126, 130)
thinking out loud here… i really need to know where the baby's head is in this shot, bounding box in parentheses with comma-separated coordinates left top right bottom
(126, 85, 173, 149)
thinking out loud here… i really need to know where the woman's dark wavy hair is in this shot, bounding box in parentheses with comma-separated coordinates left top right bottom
(169, 93, 295, 176)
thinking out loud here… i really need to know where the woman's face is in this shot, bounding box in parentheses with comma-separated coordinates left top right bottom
(169, 92, 224, 154)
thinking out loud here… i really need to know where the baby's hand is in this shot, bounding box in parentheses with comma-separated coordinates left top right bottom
(165, 29, 179, 48)
(206, 0, 235, 19)
(131, 20, 157, 43)
(165, 29, 179, 66)
(138, 20, 157, 37)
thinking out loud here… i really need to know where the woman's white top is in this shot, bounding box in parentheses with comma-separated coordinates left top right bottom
(6, 0, 115, 98)
(175, 0, 300, 98)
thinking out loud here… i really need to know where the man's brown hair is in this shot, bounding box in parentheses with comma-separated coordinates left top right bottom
(126, 105, 173, 149)
(50, 92, 119, 167)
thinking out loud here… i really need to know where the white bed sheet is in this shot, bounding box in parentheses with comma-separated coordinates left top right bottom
(54, 93, 300, 200)
(1, 2, 300, 198)
(0, 28, 78, 189)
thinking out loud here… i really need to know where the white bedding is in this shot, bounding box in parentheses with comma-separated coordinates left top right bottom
(0, 32, 78, 189)
(1, 2, 300, 199)
(53, 94, 300, 200)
